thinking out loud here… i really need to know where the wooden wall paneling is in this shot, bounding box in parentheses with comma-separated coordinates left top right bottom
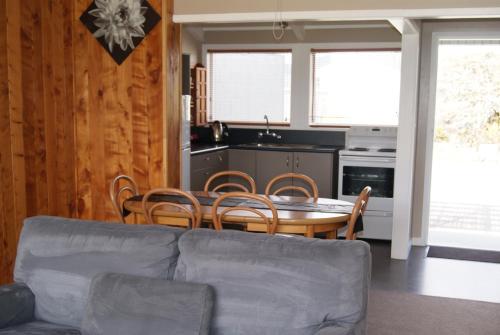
(32, 0, 49, 215)
(0, 0, 14, 284)
(41, 0, 58, 215)
(102, 45, 120, 221)
(131, 44, 150, 193)
(20, 0, 38, 218)
(73, 0, 92, 219)
(164, 0, 182, 188)
(0, 0, 27, 284)
(145, 0, 167, 190)
(61, 0, 77, 217)
(87, 27, 107, 221)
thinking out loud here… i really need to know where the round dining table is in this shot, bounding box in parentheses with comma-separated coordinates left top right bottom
(123, 191, 353, 239)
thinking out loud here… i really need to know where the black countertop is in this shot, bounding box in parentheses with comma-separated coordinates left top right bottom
(191, 143, 342, 155)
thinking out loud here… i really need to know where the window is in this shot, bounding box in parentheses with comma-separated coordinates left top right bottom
(208, 50, 292, 123)
(311, 49, 401, 126)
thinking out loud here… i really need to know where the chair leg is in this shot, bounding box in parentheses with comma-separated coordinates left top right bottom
(326, 230, 338, 240)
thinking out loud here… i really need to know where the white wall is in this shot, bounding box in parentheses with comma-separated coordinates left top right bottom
(203, 41, 401, 130)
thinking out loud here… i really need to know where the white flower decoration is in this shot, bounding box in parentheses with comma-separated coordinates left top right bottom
(89, 0, 147, 53)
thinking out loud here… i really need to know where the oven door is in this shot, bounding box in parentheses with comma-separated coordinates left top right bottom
(338, 155, 395, 212)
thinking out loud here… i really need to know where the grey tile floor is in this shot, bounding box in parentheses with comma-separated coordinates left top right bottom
(369, 240, 500, 304)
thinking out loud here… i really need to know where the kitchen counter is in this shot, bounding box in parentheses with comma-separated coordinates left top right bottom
(232, 143, 342, 153)
(191, 144, 229, 155)
(191, 143, 342, 155)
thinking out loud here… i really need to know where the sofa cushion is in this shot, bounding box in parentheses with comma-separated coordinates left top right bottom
(14, 216, 184, 329)
(81, 273, 214, 335)
(0, 321, 80, 335)
(174, 229, 371, 335)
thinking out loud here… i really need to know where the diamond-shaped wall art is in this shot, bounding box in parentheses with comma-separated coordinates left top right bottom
(80, 0, 161, 65)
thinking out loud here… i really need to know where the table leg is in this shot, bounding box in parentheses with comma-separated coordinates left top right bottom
(305, 226, 315, 238)
(326, 230, 338, 240)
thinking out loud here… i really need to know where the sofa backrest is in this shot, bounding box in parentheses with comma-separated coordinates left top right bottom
(14, 216, 184, 329)
(174, 229, 371, 335)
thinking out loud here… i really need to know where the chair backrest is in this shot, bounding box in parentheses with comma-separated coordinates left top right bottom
(142, 188, 202, 229)
(211, 192, 279, 234)
(204, 170, 257, 193)
(345, 186, 372, 240)
(359, 186, 372, 215)
(265, 173, 319, 201)
(109, 175, 139, 223)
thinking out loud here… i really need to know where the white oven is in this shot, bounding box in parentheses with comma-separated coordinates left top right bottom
(338, 155, 395, 212)
(337, 126, 397, 240)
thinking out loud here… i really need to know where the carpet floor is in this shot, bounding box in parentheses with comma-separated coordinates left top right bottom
(367, 290, 500, 335)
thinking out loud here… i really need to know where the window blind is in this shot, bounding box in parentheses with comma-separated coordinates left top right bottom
(207, 50, 292, 123)
(311, 49, 402, 126)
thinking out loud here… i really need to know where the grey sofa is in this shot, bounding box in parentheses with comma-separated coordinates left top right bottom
(0, 216, 371, 335)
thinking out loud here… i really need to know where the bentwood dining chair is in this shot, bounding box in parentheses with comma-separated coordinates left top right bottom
(141, 188, 202, 229)
(211, 192, 279, 234)
(265, 173, 319, 201)
(204, 171, 257, 193)
(109, 175, 139, 223)
(345, 186, 372, 240)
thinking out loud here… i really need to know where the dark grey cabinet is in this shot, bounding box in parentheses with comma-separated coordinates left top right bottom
(294, 152, 334, 198)
(228, 149, 257, 179)
(192, 148, 338, 199)
(256, 151, 335, 198)
(255, 151, 293, 194)
(190, 150, 228, 191)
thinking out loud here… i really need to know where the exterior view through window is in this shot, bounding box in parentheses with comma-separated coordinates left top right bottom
(311, 49, 402, 126)
(207, 50, 292, 123)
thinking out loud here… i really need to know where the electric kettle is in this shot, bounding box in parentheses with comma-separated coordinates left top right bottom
(211, 121, 229, 143)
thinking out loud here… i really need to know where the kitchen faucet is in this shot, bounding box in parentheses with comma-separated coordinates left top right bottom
(258, 114, 281, 140)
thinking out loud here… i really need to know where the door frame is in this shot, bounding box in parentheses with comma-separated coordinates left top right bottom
(420, 30, 500, 246)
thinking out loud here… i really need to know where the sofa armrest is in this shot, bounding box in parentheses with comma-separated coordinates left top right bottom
(0, 283, 35, 329)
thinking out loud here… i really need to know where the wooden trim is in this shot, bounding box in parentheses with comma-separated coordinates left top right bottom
(207, 49, 292, 53)
(311, 48, 402, 53)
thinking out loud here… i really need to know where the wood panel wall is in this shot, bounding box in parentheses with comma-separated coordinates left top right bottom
(0, 0, 181, 284)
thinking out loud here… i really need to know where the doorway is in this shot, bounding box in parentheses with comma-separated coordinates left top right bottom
(428, 38, 500, 251)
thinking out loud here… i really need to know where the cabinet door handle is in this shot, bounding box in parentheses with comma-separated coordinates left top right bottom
(218, 155, 223, 162)
(286, 156, 289, 167)
(295, 157, 299, 169)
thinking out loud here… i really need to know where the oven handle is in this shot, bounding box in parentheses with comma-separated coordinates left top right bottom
(340, 156, 395, 164)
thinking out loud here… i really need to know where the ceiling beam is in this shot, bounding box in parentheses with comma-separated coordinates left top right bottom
(174, 8, 500, 24)
(184, 26, 204, 42)
(388, 18, 404, 34)
(290, 23, 306, 41)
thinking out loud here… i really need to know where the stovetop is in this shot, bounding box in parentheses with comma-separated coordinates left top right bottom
(339, 147, 397, 158)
